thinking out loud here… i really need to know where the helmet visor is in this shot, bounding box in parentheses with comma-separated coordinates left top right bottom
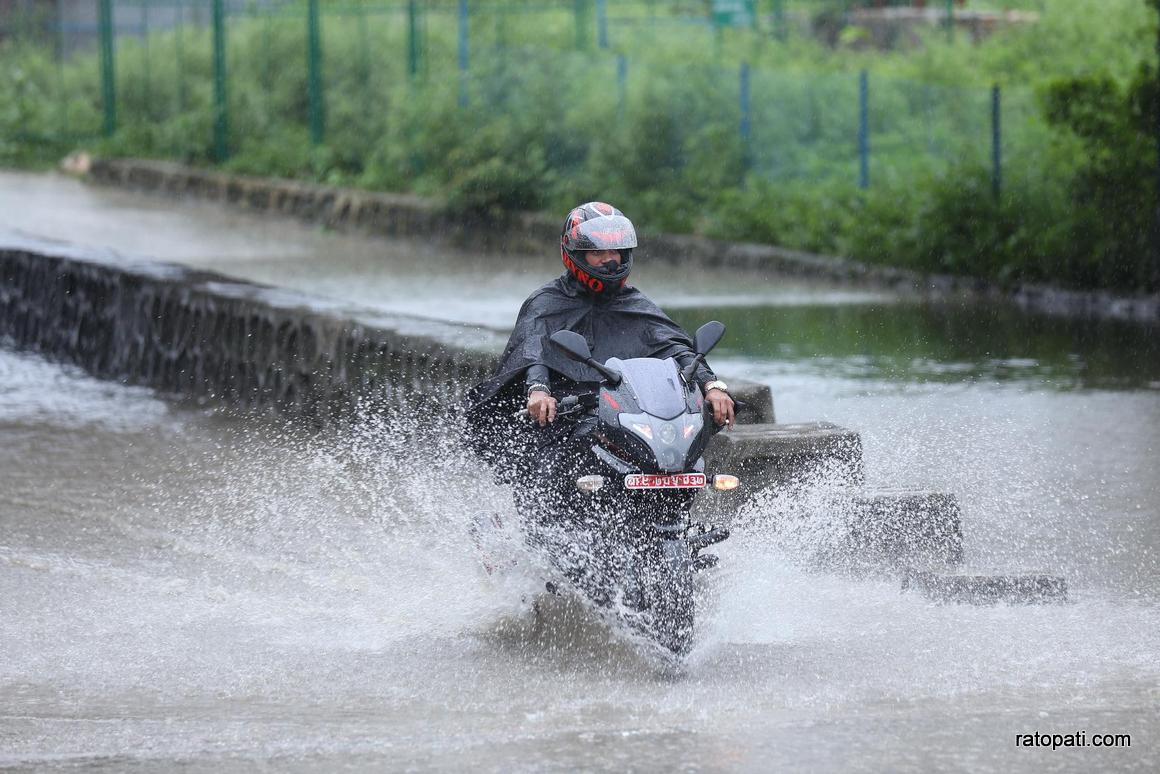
(571, 215, 637, 252)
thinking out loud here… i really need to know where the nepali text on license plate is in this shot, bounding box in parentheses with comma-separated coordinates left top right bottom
(624, 473, 706, 489)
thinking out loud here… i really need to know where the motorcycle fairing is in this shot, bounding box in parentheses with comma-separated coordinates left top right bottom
(584, 358, 713, 474)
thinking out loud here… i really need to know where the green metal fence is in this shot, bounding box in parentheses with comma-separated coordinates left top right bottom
(1, 0, 1048, 195)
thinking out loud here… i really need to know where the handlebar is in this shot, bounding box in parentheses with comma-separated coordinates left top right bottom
(513, 394, 582, 421)
(516, 392, 746, 422)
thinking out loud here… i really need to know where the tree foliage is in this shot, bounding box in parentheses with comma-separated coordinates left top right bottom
(1041, 65, 1158, 288)
(1, 0, 1157, 291)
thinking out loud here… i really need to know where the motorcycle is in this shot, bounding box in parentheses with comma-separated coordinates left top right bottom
(483, 321, 741, 657)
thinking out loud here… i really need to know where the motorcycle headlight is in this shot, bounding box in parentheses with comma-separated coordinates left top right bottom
(657, 422, 677, 445)
(657, 448, 682, 471)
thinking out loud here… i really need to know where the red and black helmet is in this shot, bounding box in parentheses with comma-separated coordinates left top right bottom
(560, 202, 637, 297)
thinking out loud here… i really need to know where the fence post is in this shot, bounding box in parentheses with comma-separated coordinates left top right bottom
(858, 69, 869, 190)
(408, 0, 421, 78)
(307, 0, 325, 144)
(1154, 14, 1160, 284)
(945, 0, 954, 42)
(495, 3, 506, 51)
(739, 62, 751, 164)
(175, 0, 186, 113)
(574, 0, 592, 51)
(261, 0, 273, 88)
(597, 0, 608, 49)
(53, 2, 69, 137)
(212, 0, 229, 161)
(98, 0, 116, 137)
(458, 0, 469, 107)
(141, 1, 151, 119)
(616, 54, 627, 118)
(356, 2, 370, 91)
(991, 84, 1001, 200)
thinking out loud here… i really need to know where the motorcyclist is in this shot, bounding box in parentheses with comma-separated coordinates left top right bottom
(462, 203, 736, 625)
(463, 202, 737, 607)
(464, 202, 734, 481)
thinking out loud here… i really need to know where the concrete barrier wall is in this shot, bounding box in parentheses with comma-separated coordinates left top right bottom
(0, 237, 503, 422)
(0, 236, 774, 424)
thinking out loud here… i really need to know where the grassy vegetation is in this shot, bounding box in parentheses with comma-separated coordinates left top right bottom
(0, 0, 1156, 292)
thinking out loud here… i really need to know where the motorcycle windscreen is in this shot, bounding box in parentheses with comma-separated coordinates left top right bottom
(604, 357, 687, 420)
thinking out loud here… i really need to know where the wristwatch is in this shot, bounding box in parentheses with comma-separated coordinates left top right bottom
(703, 380, 729, 394)
(526, 383, 551, 397)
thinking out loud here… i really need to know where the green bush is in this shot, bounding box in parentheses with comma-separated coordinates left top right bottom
(853, 164, 1072, 284)
(1, 0, 1157, 292)
(0, 40, 100, 166)
(707, 179, 859, 255)
(1041, 64, 1158, 289)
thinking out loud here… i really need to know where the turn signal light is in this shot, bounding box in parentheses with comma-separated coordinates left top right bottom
(712, 474, 741, 491)
(576, 475, 605, 493)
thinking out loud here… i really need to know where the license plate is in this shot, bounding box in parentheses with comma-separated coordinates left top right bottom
(624, 473, 706, 489)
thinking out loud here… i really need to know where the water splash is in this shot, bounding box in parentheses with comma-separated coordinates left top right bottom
(4, 347, 1160, 770)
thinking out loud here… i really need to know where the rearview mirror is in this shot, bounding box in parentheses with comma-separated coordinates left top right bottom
(547, 330, 621, 386)
(548, 330, 592, 362)
(694, 321, 726, 355)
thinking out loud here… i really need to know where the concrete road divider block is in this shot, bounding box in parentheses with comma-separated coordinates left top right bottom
(839, 488, 964, 569)
(706, 422, 864, 487)
(902, 568, 1068, 605)
(725, 381, 775, 425)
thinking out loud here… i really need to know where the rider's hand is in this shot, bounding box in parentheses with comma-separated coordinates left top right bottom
(527, 391, 557, 426)
(706, 388, 735, 428)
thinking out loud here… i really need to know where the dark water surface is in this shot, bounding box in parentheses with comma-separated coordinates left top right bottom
(669, 302, 1160, 391)
(2, 171, 1158, 772)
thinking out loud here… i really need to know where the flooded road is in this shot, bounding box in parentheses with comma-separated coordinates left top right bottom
(2, 172, 1158, 771)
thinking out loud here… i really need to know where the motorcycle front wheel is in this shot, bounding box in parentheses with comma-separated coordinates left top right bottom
(639, 537, 695, 656)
